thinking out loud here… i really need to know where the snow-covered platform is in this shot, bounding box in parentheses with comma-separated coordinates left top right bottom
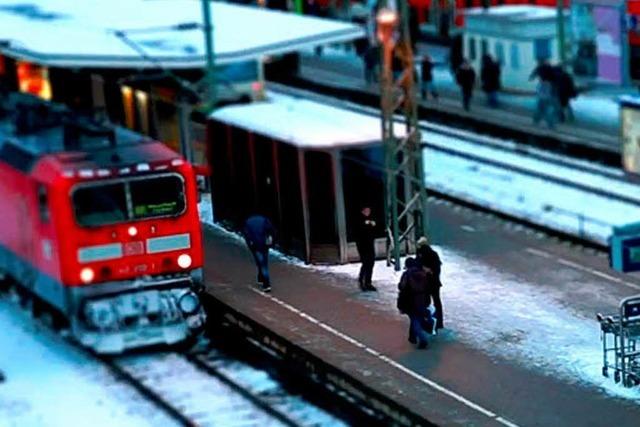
(200, 195, 640, 426)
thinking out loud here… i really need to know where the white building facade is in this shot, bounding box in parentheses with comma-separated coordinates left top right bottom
(463, 6, 569, 91)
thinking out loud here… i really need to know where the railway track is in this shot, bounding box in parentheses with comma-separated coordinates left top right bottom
(102, 347, 347, 427)
(0, 279, 347, 427)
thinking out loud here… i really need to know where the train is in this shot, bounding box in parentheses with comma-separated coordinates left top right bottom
(0, 93, 206, 353)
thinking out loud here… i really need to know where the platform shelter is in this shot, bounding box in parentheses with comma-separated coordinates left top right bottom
(207, 93, 403, 264)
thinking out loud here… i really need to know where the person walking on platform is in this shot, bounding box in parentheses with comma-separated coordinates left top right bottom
(420, 55, 439, 101)
(416, 236, 444, 330)
(356, 206, 377, 292)
(398, 257, 433, 349)
(243, 214, 276, 293)
(554, 66, 578, 123)
(455, 59, 476, 111)
(529, 60, 558, 128)
(363, 44, 379, 84)
(480, 54, 500, 108)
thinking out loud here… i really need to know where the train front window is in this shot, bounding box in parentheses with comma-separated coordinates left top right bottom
(73, 183, 128, 227)
(72, 174, 186, 227)
(130, 175, 185, 219)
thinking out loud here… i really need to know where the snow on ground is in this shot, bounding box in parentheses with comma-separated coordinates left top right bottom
(0, 300, 178, 427)
(311, 250, 640, 402)
(423, 140, 640, 245)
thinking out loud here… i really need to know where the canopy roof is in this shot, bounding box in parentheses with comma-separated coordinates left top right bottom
(0, 0, 364, 68)
(211, 92, 405, 149)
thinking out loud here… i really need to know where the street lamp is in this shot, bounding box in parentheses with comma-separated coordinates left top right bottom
(376, 7, 398, 114)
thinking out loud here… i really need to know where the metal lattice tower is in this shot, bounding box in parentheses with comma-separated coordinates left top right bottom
(378, 1, 429, 270)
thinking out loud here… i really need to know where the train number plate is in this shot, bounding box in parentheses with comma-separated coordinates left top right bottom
(124, 241, 145, 256)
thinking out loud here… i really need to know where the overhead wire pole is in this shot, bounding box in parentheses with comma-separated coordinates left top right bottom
(201, 0, 216, 110)
(377, 1, 429, 270)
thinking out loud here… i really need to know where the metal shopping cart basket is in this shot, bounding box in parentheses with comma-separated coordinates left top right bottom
(597, 295, 640, 387)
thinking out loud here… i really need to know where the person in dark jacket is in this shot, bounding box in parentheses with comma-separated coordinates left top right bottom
(355, 206, 377, 291)
(456, 59, 476, 111)
(243, 214, 276, 292)
(480, 54, 500, 108)
(420, 55, 439, 100)
(398, 257, 433, 349)
(530, 60, 558, 128)
(416, 236, 444, 330)
(363, 43, 379, 84)
(554, 66, 577, 122)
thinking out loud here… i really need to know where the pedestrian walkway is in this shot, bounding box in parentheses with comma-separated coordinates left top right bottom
(199, 195, 640, 426)
(291, 44, 627, 154)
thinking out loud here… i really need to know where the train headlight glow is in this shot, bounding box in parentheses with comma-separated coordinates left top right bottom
(178, 291, 200, 315)
(177, 254, 192, 269)
(80, 267, 95, 284)
(128, 226, 138, 237)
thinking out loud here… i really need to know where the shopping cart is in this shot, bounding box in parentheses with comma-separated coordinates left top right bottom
(597, 295, 640, 387)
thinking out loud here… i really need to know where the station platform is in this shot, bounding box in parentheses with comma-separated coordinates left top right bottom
(277, 45, 625, 159)
(199, 196, 640, 426)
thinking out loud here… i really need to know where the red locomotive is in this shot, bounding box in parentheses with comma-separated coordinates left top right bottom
(0, 93, 206, 353)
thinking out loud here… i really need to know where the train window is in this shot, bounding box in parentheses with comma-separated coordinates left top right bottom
(129, 175, 186, 219)
(38, 185, 50, 223)
(73, 183, 128, 227)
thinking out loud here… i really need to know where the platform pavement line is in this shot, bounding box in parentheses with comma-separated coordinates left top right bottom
(250, 288, 521, 427)
(525, 247, 640, 291)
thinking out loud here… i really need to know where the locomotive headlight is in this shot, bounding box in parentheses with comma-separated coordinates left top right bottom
(177, 253, 192, 269)
(80, 267, 95, 284)
(178, 291, 200, 315)
(127, 226, 138, 237)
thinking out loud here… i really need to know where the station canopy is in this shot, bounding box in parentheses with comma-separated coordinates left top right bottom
(211, 92, 407, 148)
(0, 0, 365, 68)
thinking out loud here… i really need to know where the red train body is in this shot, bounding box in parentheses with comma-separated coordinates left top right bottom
(0, 94, 206, 353)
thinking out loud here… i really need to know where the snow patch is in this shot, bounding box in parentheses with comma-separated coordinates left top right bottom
(0, 301, 178, 427)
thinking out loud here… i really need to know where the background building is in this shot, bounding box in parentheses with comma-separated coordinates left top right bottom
(462, 5, 568, 91)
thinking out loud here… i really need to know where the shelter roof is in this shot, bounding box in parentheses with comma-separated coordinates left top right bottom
(210, 92, 403, 149)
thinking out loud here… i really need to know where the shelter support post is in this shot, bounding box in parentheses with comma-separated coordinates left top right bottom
(297, 149, 312, 264)
(332, 151, 349, 264)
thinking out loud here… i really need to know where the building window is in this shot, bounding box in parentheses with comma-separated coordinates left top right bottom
(468, 37, 476, 61)
(481, 39, 489, 58)
(534, 38, 552, 61)
(121, 85, 135, 130)
(510, 43, 520, 69)
(17, 61, 52, 100)
(495, 42, 505, 65)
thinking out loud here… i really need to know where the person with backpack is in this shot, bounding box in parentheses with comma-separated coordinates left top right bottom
(243, 214, 276, 292)
(398, 257, 434, 349)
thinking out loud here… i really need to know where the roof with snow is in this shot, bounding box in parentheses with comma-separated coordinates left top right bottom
(464, 5, 558, 21)
(210, 92, 399, 149)
(0, 0, 365, 68)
